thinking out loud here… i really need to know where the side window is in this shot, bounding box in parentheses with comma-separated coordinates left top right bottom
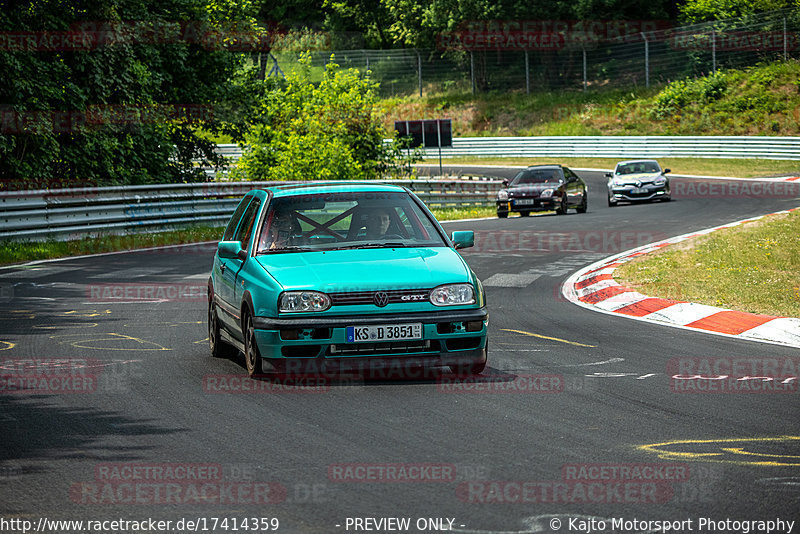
(563, 168, 577, 182)
(223, 196, 252, 241)
(233, 197, 262, 251)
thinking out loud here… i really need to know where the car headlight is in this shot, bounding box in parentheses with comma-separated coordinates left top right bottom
(653, 176, 666, 186)
(279, 291, 331, 313)
(540, 188, 554, 198)
(429, 284, 475, 306)
(497, 190, 509, 201)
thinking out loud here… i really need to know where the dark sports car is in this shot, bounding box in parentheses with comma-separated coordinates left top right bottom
(496, 165, 588, 218)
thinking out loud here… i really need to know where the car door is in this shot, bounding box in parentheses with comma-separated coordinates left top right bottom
(214, 195, 251, 308)
(219, 196, 261, 334)
(563, 168, 584, 207)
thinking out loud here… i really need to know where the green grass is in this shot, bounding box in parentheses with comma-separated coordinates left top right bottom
(435, 157, 800, 178)
(0, 206, 496, 266)
(615, 210, 800, 317)
(0, 226, 225, 266)
(381, 60, 800, 137)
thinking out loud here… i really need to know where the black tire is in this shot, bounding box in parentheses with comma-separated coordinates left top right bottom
(208, 298, 235, 358)
(607, 194, 617, 207)
(661, 196, 672, 202)
(519, 211, 530, 217)
(449, 340, 488, 376)
(243, 311, 263, 377)
(576, 194, 588, 214)
(497, 211, 508, 219)
(555, 196, 567, 215)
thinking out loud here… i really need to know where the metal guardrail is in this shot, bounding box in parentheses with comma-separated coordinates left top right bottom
(0, 179, 502, 241)
(214, 136, 800, 164)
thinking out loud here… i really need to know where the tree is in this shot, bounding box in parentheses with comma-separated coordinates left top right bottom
(679, 0, 796, 23)
(0, 0, 253, 187)
(234, 53, 413, 181)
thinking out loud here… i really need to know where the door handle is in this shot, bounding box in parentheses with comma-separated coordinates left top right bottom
(220, 263, 226, 274)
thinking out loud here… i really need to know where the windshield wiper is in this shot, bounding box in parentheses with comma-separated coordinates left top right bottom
(257, 246, 315, 254)
(332, 242, 408, 250)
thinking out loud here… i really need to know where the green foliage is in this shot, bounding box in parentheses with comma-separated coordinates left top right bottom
(679, 0, 793, 23)
(649, 70, 732, 119)
(234, 53, 416, 181)
(0, 0, 251, 187)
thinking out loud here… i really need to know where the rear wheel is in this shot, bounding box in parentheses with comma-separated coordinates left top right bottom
(497, 210, 508, 219)
(208, 298, 235, 358)
(243, 312, 263, 377)
(519, 210, 530, 217)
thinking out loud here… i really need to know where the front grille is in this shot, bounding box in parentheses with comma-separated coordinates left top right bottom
(329, 288, 432, 306)
(327, 340, 440, 356)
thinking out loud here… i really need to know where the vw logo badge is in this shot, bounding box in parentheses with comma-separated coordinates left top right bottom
(373, 291, 389, 307)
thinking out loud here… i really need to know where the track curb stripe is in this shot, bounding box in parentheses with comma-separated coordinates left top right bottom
(562, 207, 800, 349)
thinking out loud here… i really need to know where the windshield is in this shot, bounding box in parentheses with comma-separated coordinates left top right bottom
(615, 161, 661, 175)
(256, 191, 447, 254)
(511, 168, 562, 185)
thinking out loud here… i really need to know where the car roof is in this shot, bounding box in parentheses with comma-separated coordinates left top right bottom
(524, 164, 563, 170)
(616, 160, 660, 166)
(258, 181, 408, 198)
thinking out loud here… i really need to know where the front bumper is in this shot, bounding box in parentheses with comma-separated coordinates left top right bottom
(609, 184, 670, 202)
(252, 308, 488, 364)
(496, 197, 558, 213)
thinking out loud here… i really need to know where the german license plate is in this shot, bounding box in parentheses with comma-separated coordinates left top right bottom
(346, 323, 422, 342)
(631, 187, 646, 194)
(514, 198, 536, 206)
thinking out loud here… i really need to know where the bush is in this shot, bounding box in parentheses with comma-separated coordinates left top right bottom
(235, 53, 415, 181)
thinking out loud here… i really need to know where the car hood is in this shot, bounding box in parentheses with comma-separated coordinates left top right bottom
(255, 246, 471, 292)
(610, 173, 664, 184)
(507, 183, 560, 194)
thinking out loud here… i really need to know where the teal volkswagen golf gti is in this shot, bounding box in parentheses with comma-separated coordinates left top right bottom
(207, 182, 488, 378)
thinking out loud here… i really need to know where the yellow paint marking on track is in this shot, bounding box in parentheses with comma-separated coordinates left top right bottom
(63, 309, 112, 318)
(501, 328, 596, 348)
(638, 436, 800, 467)
(0, 341, 15, 351)
(720, 447, 800, 459)
(33, 323, 99, 329)
(49, 333, 171, 351)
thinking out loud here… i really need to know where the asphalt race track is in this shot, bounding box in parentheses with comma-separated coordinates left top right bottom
(1, 167, 799, 533)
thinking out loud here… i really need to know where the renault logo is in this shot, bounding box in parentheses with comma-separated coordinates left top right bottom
(373, 292, 389, 307)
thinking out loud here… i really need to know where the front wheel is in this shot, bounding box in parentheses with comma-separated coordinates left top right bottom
(497, 211, 508, 219)
(607, 194, 617, 207)
(243, 312, 263, 377)
(555, 196, 567, 215)
(449, 340, 488, 376)
(576, 194, 588, 214)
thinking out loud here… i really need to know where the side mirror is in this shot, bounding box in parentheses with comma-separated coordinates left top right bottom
(663, 168, 671, 174)
(451, 230, 474, 250)
(218, 240, 245, 260)
(605, 172, 613, 178)
(502, 179, 509, 187)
